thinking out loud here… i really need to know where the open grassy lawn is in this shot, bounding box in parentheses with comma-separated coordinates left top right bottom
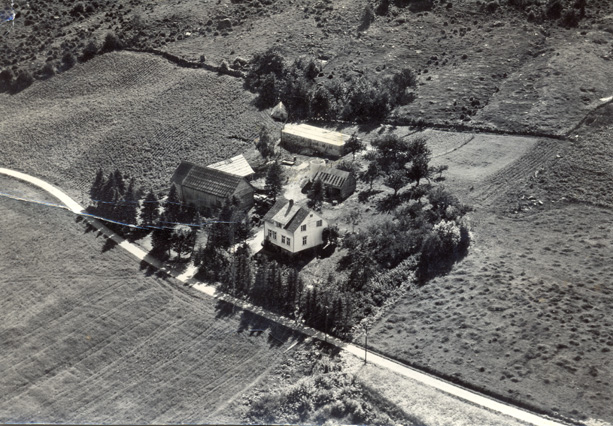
(0, 176, 301, 424)
(0, 51, 268, 201)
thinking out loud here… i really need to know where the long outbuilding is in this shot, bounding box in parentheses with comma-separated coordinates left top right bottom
(281, 123, 351, 158)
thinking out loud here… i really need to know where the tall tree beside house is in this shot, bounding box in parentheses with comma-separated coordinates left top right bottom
(171, 225, 197, 260)
(113, 169, 126, 196)
(343, 133, 365, 160)
(267, 261, 283, 311)
(207, 198, 236, 249)
(151, 214, 173, 257)
(256, 125, 275, 159)
(90, 168, 105, 205)
(265, 161, 284, 201)
(140, 190, 160, 226)
(285, 268, 301, 317)
(222, 256, 238, 295)
(99, 172, 119, 218)
(307, 179, 324, 211)
(251, 260, 269, 307)
(164, 185, 182, 223)
(121, 178, 138, 225)
(359, 161, 380, 192)
(234, 244, 252, 296)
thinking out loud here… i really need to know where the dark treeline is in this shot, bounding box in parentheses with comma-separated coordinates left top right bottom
(200, 243, 353, 338)
(88, 168, 208, 260)
(245, 48, 417, 123)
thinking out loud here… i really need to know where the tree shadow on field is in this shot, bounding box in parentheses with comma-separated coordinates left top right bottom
(139, 258, 158, 277)
(101, 236, 118, 253)
(266, 323, 300, 348)
(215, 299, 239, 319)
(238, 310, 270, 335)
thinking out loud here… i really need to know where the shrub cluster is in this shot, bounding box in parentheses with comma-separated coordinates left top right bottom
(245, 48, 417, 123)
(0, 69, 34, 94)
(507, 0, 585, 27)
(247, 370, 416, 425)
(344, 133, 471, 286)
(0, 32, 124, 95)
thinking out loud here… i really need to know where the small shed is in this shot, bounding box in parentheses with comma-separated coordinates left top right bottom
(171, 161, 254, 211)
(281, 123, 351, 158)
(312, 167, 356, 200)
(271, 101, 288, 121)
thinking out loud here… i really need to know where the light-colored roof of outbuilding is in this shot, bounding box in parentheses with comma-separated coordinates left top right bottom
(282, 123, 351, 147)
(207, 154, 255, 177)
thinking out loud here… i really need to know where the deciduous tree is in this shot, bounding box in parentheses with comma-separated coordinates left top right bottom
(307, 179, 324, 211)
(343, 133, 365, 160)
(265, 161, 284, 201)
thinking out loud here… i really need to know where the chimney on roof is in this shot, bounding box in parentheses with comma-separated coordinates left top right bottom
(286, 199, 294, 216)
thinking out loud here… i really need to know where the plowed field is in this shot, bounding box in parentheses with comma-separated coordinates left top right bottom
(0, 176, 300, 424)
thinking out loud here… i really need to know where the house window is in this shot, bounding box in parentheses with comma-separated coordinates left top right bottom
(268, 230, 273, 239)
(286, 237, 291, 246)
(301, 224, 307, 232)
(281, 235, 286, 244)
(316, 220, 323, 227)
(303, 236, 307, 246)
(273, 231, 277, 240)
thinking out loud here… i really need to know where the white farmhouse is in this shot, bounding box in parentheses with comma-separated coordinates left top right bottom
(263, 198, 328, 254)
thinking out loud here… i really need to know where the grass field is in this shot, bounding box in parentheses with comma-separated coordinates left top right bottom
(0, 51, 269, 201)
(0, 176, 302, 424)
(368, 118, 613, 423)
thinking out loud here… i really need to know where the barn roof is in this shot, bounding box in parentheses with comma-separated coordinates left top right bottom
(207, 154, 255, 177)
(314, 167, 352, 189)
(263, 198, 317, 233)
(282, 123, 351, 147)
(172, 161, 245, 198)
(170, 161, 194, 185)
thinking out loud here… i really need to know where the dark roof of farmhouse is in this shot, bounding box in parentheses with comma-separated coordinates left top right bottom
(263, 198, 314, 233)
(314, 167, 351, 189)
(171, 161, 244, 198)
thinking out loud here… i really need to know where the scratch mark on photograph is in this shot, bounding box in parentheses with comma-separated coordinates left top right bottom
(0, 0, 15, 35)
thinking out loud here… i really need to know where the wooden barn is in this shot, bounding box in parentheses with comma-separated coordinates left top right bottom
(311, 167, 356, 201)
(170, 161, 254, 211)
(281, 123, 351, 158)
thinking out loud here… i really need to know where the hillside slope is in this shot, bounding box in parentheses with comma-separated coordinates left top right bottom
(0, 51, 265, 199)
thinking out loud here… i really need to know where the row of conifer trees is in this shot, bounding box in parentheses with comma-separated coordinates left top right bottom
(212, 245, 353, 337)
